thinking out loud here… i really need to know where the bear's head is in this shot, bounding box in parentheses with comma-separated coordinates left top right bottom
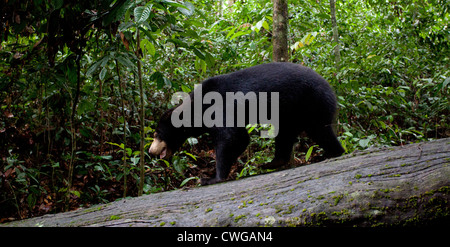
(149, 108, 186, 159)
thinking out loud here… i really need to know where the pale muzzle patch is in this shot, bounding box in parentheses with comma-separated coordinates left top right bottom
(149, 138, 172, 159)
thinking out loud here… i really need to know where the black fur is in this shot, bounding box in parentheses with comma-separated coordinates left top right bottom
(153, 62, 345, 185)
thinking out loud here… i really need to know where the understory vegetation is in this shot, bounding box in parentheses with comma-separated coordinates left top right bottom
(1, 0, 448, 222)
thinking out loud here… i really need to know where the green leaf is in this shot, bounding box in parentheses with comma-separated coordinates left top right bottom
(180, 30, 200, 39)
(116, 54, 137, 71)
(66, 65, 77, 84)
(27, 194, 36, 209)
(177, 2, 195, 16)
(305, 145, 317, 162)
(200, 59, 206, 73)
(181, 84, 191, 93)
(140, 39, 156, 56)
(253, 19, 269, 33)
(134, 6, 145, 22)
(290, 41, 303, 51)
(226, 27, 237, 39)
(317, 13, 330, 19)
(139, 26, 156, 42)
(292, 32, 318, 51)
(253, 20, 263, 33)
(186, 137, 198, 146)
(100, 54, 111, 67)
(186, 19, 204, 28)
(192, 48, 205, 60)
(70, 190, 81, 198)
(180, 177, 198, 187)
(150, 71, 171, 88)
(168, 38, 189, 48)
(99, 67, 107, 81)
(101, 155, 113, 160)
(118, 21, 135, 32)
(77, 99, 95, 115)
(134, 4, 153, 24)
(162, 0, 187, 9)
(163, 77, 172, 87)
(86, 59, 102, 76)
(204, 52, 215, 68)
(443, 77, 450, 90)
(183, 151, 197, 161)
(106, 142, 125, 149)
(126, 148, 132, 157)
(159, 159, 170, 167)
(262, 20, 270, 31)
(358, 138, 371, 148)
(229, 30, 252, 41)
(194, 58, 206, 74)
(246, 124, 257, 133)
(303, 32, 317, 45)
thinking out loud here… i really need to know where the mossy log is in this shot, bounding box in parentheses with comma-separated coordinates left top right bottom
(5, 138, 450, 227)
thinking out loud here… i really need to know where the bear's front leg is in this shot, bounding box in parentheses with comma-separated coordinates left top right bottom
(200, 129, 249, 186)
(199, 143, 233, 185)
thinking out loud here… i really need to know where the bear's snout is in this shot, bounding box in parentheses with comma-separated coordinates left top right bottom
(149, 138, 171, 159)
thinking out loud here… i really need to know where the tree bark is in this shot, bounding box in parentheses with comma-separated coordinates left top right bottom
(272, 0, 289, 62)
(4, 138, 450, 227)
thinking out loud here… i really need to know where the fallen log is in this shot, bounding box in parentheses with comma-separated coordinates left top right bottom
(4, 138, 450, 227)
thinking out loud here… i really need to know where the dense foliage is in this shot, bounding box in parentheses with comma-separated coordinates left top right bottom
(1, 0, 448, 222)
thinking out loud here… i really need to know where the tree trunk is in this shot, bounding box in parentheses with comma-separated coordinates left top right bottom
(115, 58, 128, 198)
(272, 0, 289, 62)
(136, 28, 146, 197)
(330, 0, 341, 71)
(4, 138, 450, 227)
(66, 54, 83, 209)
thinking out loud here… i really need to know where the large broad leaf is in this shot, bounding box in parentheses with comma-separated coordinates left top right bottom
(303, 32, 317, 45)
(134, 4, 153, 24)
(195, 58, 206, 74)
(116, 54, 137, 71)
(161, 0, 187, 9)
(77, 99, 95, 115)
(253, 19, 269, 33)
(177, 2, 195, 16)
(151, 71, 172, 89)
(291, 32, 318, 51)
(168, 38, 189, 48)
(86, 59, 102, 76)
(99, 67, 107, 81)
(226, 27, 237, 39)
(140, 39, 155, 56)
(229, 30, 252, 41)
(192, 48, 205, 60)
(443, 77, 450, 90)
(204, 52, 215, 68)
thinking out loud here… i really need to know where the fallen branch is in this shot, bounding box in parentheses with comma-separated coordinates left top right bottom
(5, 138, 450, 227)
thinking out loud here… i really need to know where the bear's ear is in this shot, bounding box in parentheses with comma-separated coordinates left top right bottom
(160, 108, 176, 122)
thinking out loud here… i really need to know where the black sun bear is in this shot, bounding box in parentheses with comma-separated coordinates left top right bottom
(149, 62, 345, 185)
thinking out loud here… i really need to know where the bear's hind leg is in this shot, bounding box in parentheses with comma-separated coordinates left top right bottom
(260, 133, 296, 169)
(307, 124, 345, 158)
